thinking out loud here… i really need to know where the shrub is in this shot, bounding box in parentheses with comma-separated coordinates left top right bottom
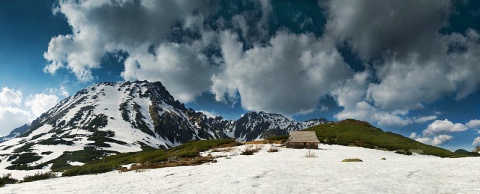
(395, 150, 412, 155)
(241, 145, 262, 155)
(305, 150, 316, 158)
(23, 172, 57, 182)
(241, 150, 255, 155)
(267, 146, 279, 153)
(62, 163, 117, 177)
(0, 173, 18, 187)
(341, 158, 363, 162)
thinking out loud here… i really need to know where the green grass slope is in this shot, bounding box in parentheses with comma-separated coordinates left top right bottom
(304, 119, 456, 157)
(61, 139, 236, 177)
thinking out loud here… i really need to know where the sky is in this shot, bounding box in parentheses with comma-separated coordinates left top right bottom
(1, 0, 480, 151)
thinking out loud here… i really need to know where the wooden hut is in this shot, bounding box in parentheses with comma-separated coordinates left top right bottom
(286, 131, 319, 149)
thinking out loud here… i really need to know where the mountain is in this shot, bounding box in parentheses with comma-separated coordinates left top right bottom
(474, 146, 480, 153)
(230, 111, 328, 141)
(306, 119, 456, 157)
(0, 81, 328, 171)
(454, 149, 480, 156)
(0, 124, 30, 143)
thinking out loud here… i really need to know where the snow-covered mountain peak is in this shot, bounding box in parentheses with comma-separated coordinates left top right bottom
(0, 80, 328, 172)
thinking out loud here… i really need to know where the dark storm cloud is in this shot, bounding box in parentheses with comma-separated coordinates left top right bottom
(325, 0, 451, 61)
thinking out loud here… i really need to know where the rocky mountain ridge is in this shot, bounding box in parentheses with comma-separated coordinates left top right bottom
(0, 81, 328, 171)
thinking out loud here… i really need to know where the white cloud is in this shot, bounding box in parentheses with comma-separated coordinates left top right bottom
(44, 0, 205, 82)
(473, 137, 480, 146)
(212, 31, 353, 116)
(332, 71, 410, 128)
(423, 119, 468, 136)
(0, 87, 23, 106)
(0, 87, 63, 136)
(25, 94, 59, 118)
(414, 116, 437, 124)
(410, 119, 476, 146)
(0, 106, 32, 136)
(121, 42, 217, 102)
(410, 132, 453, 146)
(366, 57, 456, 111)
(0, 87, 31, 135)
(466, 119, 480, 130)
(324, 1, 480, 125)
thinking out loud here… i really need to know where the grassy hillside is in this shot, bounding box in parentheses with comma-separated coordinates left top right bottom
(303, 119, 456, 157)
(61, 139, 237, 176)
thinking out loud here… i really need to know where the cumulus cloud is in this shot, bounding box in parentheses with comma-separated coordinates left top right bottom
(323, 0, 480, 127)
(0, 88, 31, 135)
(0, 87, 63, 135)
(0, 87, 23, 106)
(121, 42, 217, 102)
(332, 71, 411, 128)
(212, 31, 353, 115)
(466, 119, 480, 130)
(0, 106, 32, 136)
(410, 132, 453, 146)
(410, 119, 472, 146)
(44, 0, 205, 82)
(25, 94, 59, 117)
(423, 119, 468, 136)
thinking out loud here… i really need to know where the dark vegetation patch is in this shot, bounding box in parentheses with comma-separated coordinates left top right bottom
(13, 143, 35, 153)
(23, 172, 57, 183)
(11, 153, 42, 164)
(0, 174, 17, 187)
(42, 149, 118, 172)
(68, 106, 95, 128)
(6, 152, 43, 170)
(137, 141, 157, 151)
(83, 114, 108, 132)
(1, 145, 14, 150)
(6, 164, 35, 170)
(41, 151, 53, 155)
(37, 138, 74, 146)
(31, 133, 47, 140)
(86, 136, 127, 148)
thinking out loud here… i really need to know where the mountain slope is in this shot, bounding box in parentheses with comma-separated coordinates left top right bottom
(0, 81, 327, 171)
(305, 119, 456, 157)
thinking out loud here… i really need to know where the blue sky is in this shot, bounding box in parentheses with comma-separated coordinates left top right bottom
(1, 0, 480, 151)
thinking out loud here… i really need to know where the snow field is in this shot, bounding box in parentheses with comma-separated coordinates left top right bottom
(3, 144, 480, 193)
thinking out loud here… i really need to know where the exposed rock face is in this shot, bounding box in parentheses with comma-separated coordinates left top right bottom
(474, 146, 480, 153)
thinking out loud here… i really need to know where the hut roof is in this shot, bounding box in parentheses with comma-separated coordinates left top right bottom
(288, 131, 319, 143)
